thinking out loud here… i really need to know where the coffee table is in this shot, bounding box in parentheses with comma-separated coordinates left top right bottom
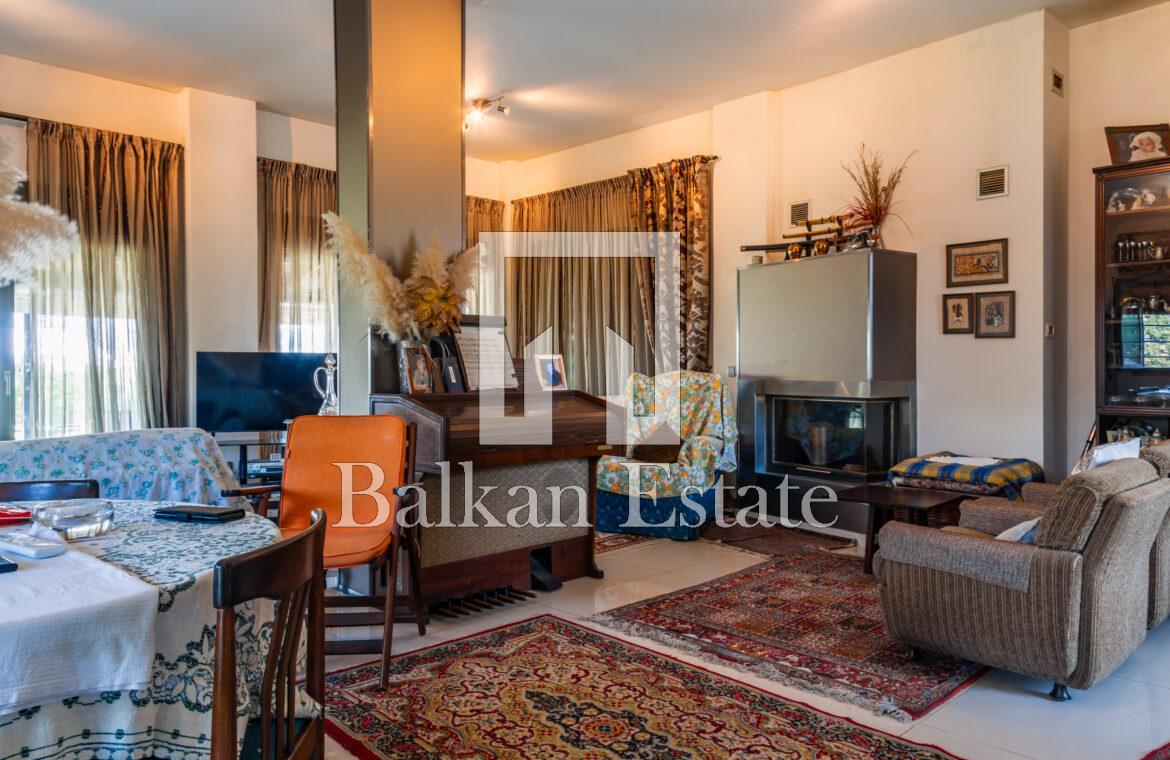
(837, 484, 971, 574)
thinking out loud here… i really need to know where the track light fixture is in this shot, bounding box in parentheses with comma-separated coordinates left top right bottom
(462, 96, 510, 131)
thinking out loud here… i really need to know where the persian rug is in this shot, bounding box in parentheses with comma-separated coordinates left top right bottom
(593, 529, 662, 555)
(590, 549, 988, 722)
(324, 616, 961, 759)
(701, 521, 856, 557)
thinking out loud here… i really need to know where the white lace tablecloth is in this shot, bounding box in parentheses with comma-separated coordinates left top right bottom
(0, 501, 283, 760)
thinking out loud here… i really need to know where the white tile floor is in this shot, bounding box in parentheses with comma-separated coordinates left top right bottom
(323, 538, 1170, 760)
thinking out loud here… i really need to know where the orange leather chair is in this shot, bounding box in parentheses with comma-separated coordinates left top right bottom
(235, 415, 426, 687)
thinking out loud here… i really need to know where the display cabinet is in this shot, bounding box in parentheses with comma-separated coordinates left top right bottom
(1095, 156, 1170, 443)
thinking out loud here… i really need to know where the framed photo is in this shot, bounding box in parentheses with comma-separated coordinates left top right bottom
(942, 293, 974, 334)
(946, 239, 1008, 288)
(1105, 124, 1170, 165)
(974, 291, 1016, 339)
(398, 344, 435, 393)
(533, 353, 568, 390)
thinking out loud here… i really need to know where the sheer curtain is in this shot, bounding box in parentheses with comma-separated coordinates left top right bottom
(508, 177, 651, 395)
(257, 158, 338, 352)
(464, 195, 504, 314)
(23, 118, 186, 438)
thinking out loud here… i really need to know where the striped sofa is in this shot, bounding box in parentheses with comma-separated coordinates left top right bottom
(875, 457, 1170, 700)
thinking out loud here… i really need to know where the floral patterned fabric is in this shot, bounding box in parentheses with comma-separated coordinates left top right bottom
(0, 500, 290, 760)
(0, 428, 247, 509)
(596, 371, 736, 499)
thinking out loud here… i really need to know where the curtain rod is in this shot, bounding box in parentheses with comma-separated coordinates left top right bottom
(0, 110, 29, 124)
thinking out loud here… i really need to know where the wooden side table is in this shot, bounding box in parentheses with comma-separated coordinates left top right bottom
(837, 484, 971, 574)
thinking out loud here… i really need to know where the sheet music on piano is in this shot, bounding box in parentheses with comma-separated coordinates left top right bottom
(453, 318, 519, 391)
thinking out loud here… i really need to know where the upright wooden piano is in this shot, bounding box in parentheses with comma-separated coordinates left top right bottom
(370, 390, 620, 605)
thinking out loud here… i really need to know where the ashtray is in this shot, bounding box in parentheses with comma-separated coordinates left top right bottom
(33, 499, 115, 541)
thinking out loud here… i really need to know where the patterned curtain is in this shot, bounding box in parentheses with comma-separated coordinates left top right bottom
(24, 118, 186, 436)
(257, 158, 338, 352)
(464, 196, 504, 314)
(628, 155, 715, 372)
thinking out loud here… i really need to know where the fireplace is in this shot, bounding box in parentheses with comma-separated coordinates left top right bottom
(767, 396, 901, 479)
(736, 248, 916, 532)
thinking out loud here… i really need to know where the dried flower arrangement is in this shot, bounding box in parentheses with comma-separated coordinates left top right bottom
(0, 136, 80, 284)
(841, 143, 914, 243)
(323, 212, 479, 341)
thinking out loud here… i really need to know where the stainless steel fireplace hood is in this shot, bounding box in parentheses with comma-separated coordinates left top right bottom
(737, 247, 917, 398)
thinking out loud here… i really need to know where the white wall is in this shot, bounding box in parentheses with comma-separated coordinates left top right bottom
(515, 110, 713, 197)
(711, 92, 775, 381)
(466, 156, 502, 199)
(0, 52, 181, 143)
(180, 89, 260, 419)
(777, 12, 1051, 464)
(1067, 2, 1170, 469)
(257, 110, 337, 170)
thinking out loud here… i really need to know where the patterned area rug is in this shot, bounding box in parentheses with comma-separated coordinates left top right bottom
(324, 616, 960, 759)
(590, 549, 987, 721)
(594, 530, 662, 556)
(701, 522, 856, 557)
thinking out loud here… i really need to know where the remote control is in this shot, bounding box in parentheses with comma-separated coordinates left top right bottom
(0, 532, 66, 559)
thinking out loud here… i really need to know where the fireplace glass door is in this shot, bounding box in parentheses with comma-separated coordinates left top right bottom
(768, 396, 897, 477)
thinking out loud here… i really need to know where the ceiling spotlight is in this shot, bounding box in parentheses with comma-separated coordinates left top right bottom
(462, 96, 510, 130)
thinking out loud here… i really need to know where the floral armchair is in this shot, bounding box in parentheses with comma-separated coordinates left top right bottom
(595, 371, 737, 539)
(0, 427, 248, 509)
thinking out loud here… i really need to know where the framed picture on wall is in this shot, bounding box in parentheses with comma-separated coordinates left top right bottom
(942, 293, 974, 334)
(1105, 124, 1170, 164)
(974, 291, 1016, 339)
(946, 239, 1008, 288)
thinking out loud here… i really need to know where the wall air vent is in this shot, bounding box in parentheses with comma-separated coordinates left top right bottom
(789, 200, 810, 227)
(977, 165, 1009, 200)
(1051, 68, 1065, 97)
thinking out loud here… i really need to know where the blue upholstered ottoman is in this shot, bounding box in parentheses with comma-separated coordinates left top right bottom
(595, 488, 717, 540)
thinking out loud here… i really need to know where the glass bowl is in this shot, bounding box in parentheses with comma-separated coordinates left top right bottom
(34, 500, 115, 540)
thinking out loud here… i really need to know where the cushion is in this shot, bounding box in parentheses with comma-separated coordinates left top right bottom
(1035, 458, 1159, 552)
(996, 517, 1041, 544)
(1070, 438, 1140, 475)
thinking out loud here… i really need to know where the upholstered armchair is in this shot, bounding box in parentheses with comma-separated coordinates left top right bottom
(875, 458, 1170, 701)
(956, 445, 1170, 630)
(595, 371, 737, 540)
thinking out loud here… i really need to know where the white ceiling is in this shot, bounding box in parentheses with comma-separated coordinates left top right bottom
(0, 0, 1162, 161)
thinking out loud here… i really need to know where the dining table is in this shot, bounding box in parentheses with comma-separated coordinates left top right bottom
(0, 500, 288, 760)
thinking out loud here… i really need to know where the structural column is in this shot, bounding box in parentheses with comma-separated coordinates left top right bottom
(334, 0, 465, 411)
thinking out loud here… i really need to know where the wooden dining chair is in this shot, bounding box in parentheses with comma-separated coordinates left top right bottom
(0, 479, 99, 501)
(212, 509, 326, 760)
(225, 415, 427, 688)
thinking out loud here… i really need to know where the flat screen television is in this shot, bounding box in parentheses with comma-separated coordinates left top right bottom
(196, 352, 331, 433)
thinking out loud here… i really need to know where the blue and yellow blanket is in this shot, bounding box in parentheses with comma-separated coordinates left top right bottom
(888, 452, 1045, 501)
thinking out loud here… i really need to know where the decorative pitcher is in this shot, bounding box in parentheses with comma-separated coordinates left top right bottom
(313, 354, 339, 415)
